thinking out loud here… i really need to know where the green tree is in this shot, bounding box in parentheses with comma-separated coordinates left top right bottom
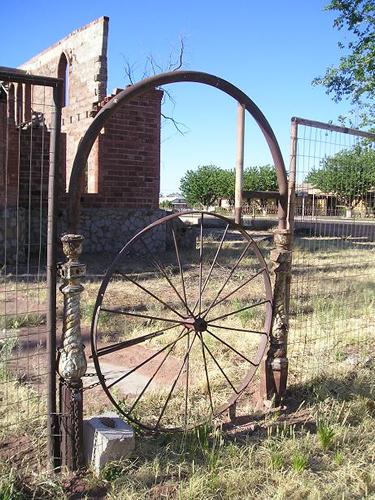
(180, 164, 278, 210)
(243, 165, 278, 191)
(159, 199, 173, 209)
(307, 145, 375, 216)
(180, 165, 226, 209)
(313, 0, 375, 127)
(243, 165, 278, 213)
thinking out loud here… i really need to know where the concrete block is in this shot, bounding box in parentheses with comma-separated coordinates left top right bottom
(83, 412, 135, 474)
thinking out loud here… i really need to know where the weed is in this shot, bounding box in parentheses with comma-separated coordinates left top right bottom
(291, 452, 309, 472)
(270, 451, 284, 470)
(0, 313, 45, 330)
(317, 424, 335, 450)
(334, 451, 344, 465)
(0, 336, 18, 381)
(0, 467, 23, 500)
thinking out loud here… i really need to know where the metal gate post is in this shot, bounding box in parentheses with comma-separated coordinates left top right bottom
(235, 102, 245, 224)
(47, 81, 63, 469)
(260, 229, 292, 405)
(58, 234, 87, 471)
(260, 119, 297, 406)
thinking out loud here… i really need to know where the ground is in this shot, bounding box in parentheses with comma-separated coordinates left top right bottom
(0, 225, 373, 498)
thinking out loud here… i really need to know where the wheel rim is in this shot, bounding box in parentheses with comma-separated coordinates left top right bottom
(91, 211, 272, 431)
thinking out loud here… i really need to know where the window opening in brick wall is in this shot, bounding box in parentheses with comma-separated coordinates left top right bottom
(57, 53, 69, 107)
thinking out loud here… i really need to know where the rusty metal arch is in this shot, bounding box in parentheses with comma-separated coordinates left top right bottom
(67, 70, 288, 231)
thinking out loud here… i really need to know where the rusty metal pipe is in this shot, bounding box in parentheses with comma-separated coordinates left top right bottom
(235, 103, 245, 224)
(47, 82, 62, 469)
(67, 70, 288, 232)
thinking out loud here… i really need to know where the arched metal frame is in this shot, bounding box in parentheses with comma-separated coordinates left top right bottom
(67, 70, 288, 231)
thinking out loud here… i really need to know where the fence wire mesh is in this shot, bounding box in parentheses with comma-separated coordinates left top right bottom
(288, 118, 375, 385)
(0, 73, 59, 467)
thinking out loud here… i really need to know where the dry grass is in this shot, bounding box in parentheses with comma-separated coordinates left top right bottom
(0, 231, 373, 498)
(1, 364, 373, 499)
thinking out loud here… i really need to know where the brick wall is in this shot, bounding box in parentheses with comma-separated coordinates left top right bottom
(17, 16, 162, 209)
(1, 17, 164, 261)
(81, 89, 162, 209)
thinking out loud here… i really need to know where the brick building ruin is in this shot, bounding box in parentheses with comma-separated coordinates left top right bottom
(0, 17, 165, 258)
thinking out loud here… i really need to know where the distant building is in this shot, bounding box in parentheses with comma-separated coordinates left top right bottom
(159, 193, 189, 211)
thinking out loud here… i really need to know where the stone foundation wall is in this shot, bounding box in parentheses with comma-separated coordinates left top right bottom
(72, 208, 167, 254)
(0, 208, 197, 266)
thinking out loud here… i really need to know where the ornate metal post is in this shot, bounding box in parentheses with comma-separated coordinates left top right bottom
(260, 228, 292, 406)
(58, 234, 86, 471)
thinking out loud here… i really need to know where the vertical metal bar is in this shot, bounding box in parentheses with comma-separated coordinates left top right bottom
(47, 83, 62, 469)
(288, 119, 298, 232)
(235, 103, 245, 225)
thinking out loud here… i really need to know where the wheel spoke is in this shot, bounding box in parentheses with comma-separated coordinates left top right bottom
(155, 332, 197, 429)
(200, 334, 238, 394)
(170, 222, 191, 315)
(184, 331, 190, 429)
(209, 323, 267, 336)
(117, 270, 186, 319)
(198, 332, 214, 414)
(127, 327, 187, 415)
(198, 214, 204, 315)
(202, 240, 253, 319)
(106, 330, 189, 390)
(101, 306, 187, 326)
(93, 323, 180, 358)
(192, 223, 229, 315)
(201, 267, 266, 315)
(207, 299, 270, 324)
(140, 237, 193, 316)
(206, 328, 257, 367)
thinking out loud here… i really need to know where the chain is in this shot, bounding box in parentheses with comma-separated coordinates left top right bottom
(81, 373, 105, 392)
(71, 386, 82, 469)
(82, 380, 103, 391)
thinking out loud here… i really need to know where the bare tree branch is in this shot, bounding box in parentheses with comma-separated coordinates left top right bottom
(122, 37, 188, 135)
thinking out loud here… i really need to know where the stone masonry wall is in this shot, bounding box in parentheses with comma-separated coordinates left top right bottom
(62, 208, 167, 254)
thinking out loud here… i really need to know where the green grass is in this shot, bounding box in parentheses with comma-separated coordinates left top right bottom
(0, 364, 372, 498)
(0, 312, 45, 330)
(0, 234, 373, 498)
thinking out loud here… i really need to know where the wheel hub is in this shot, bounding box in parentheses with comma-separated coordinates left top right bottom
(194, 317, 207, 332)
(183, 316, 208, 332)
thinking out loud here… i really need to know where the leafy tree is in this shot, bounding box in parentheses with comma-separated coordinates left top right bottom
(180, 165, 226, 209)
(160, 199, 173, 209)
(313, 0, 375, 127)
(243, 165, 278, 191)
(180, 164, 278, 210)
(307, 145, 375, 215)
(243, 165, 278, 213)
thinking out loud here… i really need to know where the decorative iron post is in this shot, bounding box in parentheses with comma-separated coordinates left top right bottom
(58, 234, 86, 471)
(261, 228, 292, 406)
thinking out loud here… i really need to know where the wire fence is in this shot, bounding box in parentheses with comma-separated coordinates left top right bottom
(0, 72, 60, 467)
(288, 118, 375, 386)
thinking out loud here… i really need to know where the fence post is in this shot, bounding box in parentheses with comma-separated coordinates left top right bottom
(58, 234, 87, 471)
(260, 119, 296, 406)
(260, 229, 292, 406)
(235, 103, 245, 224)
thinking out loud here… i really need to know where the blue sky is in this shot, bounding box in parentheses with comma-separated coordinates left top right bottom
(1, 0, 352, 193)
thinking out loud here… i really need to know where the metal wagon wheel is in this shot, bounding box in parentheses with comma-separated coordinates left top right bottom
(91, 211, 272, 431)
